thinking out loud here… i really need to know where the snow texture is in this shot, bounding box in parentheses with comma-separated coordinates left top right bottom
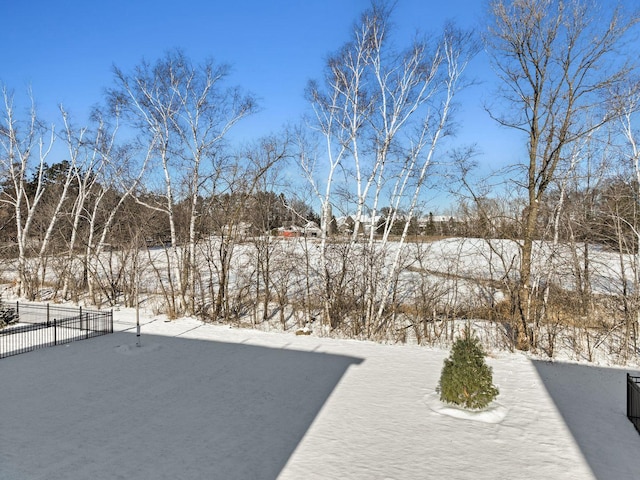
(1, 309, 640, 479)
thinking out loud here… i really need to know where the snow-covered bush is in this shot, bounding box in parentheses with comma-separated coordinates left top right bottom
(438, 326, 499, 410)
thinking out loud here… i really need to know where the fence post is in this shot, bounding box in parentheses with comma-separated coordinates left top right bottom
(47, 303, 50, 324)
(53, 319, 57, 346)
(628, 374, 631, 422)
(628, 373, 640, 435)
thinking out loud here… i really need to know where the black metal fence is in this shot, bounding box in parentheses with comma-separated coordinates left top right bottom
(0, 302, 113, 360)
(627, 373, 640, 435)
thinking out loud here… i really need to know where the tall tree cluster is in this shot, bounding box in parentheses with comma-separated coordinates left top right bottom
(1, 1, 640, 362)
(303, 3, 478, 336)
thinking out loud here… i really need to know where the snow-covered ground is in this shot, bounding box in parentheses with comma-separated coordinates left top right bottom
(1, 309, 640, 479)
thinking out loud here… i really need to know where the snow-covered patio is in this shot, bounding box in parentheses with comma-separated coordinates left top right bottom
(1, 311, 639, 479)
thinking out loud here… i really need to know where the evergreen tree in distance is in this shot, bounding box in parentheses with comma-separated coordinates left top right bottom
(438, 326, 499, 410)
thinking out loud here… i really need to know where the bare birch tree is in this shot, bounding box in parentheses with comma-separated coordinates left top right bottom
(65, 107, 148, 305)
(303, 3, 477, 336)
(0, 87, 56, 298)
(612, 78, 640, 359)
(108, 50, 256, 316)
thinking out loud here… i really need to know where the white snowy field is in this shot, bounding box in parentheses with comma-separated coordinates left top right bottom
(1, 310, 640, 479)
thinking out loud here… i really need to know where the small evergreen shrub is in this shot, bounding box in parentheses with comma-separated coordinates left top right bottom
(0, 296, 18, 328)
(438, 326, 499, 410)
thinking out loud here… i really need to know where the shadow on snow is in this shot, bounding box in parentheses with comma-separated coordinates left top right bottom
(0, 332, 363, 480)
(531, 360, 640, 480)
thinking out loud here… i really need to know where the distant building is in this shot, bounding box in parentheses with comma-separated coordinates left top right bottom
(277, 222, 322, 238)
(335, 215, 382, 235)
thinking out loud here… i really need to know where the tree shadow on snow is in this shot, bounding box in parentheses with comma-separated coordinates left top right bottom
(531, 360, 640, 480)
(0, 332, 362, 480)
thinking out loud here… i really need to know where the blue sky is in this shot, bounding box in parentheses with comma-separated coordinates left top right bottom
(1, 0, 519, 209)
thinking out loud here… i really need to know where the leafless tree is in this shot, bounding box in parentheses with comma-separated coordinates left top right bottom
(485, 0, 639, 349)
(303, 3, 477, 336)
(108, 49, 256, 316)
(241, 135, 293, 323)
(607, 78, 640, 359)
(0, 87, 56, 298)
(191, 135, 288, 322)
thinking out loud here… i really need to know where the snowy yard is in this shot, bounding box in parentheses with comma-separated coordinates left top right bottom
(1, 310, 640, 479)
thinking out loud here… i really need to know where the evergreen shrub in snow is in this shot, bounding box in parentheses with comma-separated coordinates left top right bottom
(0, 296, 18, 328)
(438, 326, 499, 410)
